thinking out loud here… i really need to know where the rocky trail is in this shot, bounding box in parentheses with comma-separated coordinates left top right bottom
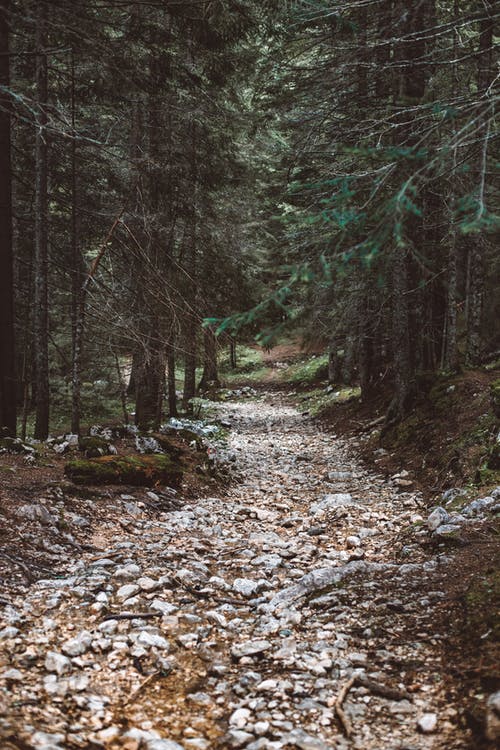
(0, 394, 487, 750)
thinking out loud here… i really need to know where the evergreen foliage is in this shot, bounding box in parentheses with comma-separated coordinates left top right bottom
(0, 0, 498, 434)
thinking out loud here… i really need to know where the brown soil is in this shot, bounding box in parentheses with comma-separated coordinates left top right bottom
(315, 369, 499, 498)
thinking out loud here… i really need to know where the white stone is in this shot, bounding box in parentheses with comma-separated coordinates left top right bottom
(45, 651, 72, 675)
(229, 707, 251, 729)
(137, 631, 170, 650)
(138, 576, 160, 591)
(116, 583, 140, 601)
(418, 713, 437, 733)
(62, 630, 92, 656)
(2, 668, 23, 681)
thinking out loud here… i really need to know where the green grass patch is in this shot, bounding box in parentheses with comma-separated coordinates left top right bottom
(282, 354, 329, 385)
(297, 385, 361, 416)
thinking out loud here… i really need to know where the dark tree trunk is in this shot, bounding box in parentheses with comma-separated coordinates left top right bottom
(183, 329, 197, 410)
(229, 338, 237, 369)
(134, 335, 165, 431)
(328, 336, 341, 384)
(167, 345, 177, 418)
(198, 327, 219, 390)
(33, 0, 49, 439)
(0, 0, 16, 436)
(70, 49, 83, 434)
(182, 120, 198, 410)
(387, 0, 433, 422)
(465, 5, 494, 365)
(128, 348, 141, 396)
(388, 247, 412, 421)
(375, 0, 392, 99)
(114, 353, 129, 426)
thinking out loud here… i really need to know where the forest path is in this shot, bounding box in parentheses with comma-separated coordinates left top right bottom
(1, 394, 467, 750)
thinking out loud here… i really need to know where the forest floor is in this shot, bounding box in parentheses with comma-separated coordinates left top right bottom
(1, 385, 498, 750)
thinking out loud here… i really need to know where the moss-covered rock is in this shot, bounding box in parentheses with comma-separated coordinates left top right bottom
(163, 427, 206, 451)
(65, 455, 182, 487)
(79, 436, 114, 458)
(150, 433, 185, 457)
(0, 437, 36, 455)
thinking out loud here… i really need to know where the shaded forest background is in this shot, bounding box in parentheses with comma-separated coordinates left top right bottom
(0, 0, 498, 439)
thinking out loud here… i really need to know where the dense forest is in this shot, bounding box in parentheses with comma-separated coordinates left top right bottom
(0, 0, 498, 434)
(1, 4, 500, 749)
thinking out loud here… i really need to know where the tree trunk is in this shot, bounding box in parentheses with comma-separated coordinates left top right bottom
(33, 0, 49, 439)
(134, 335, 165, 431)
(0, 0, 16, 436)
(328, 336, 341, 384)
(387, 0, 433, 422)
(182, 116, 198, 409)
(183, 328, 197, 410)
(388, 247, 411, 421)
(114, 353, 129, 426)
(70, 48, 84, 433)
(167, 345, 177, 418)
(465, 4, 494, 365)
(443, 0, 461, 373)
(229, 338, 237, 369)
(198, 327, 219, 390)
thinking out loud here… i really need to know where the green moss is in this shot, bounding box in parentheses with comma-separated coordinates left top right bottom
(65, 454, 182, 488)
(79, 436, 112, 458)
(283, 354, 330, 385)
(150, 433, 185, 457)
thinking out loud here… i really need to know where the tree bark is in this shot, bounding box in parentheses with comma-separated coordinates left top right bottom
(134, 336, 165, 431)
(167, 345, 177, 418)
(387, 0, 433, 422)
(198, 327, 219, 390)
(70, 48, 84, 433)
(229, 338, 237, 369)
(33, 0, 49, 440)
(0, 0, 16, 436)
(465, 4, 494, 365)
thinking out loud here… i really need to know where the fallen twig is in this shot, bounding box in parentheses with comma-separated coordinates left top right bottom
(123, 670, 161, 705)
(334, 675, 355, 738)
(101, 611, 162, 622)
(355, 674, 411, 701)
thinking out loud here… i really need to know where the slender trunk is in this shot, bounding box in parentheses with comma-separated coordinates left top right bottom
(328, 336, 341, 384)
(229, 339, 237, 369)
(114, 353, 129, 425)
(70, 48, 83, 432)
(72, 210, 124, 434)
(375, 0, 391, 99)
(167, 345, 177, 418)
(33, 0, 49, 439)
(128, 348, 140, 396)
(357, 4, 368, 101)
(443, 0, 460, 372)
(0, 0, 16, 436)
(358, 277, 373, 399)
(390, 247, 411, 419)
(183, 117, 198, 409)
(183, 328, 197, 410)
(465, 5, 493, 364)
